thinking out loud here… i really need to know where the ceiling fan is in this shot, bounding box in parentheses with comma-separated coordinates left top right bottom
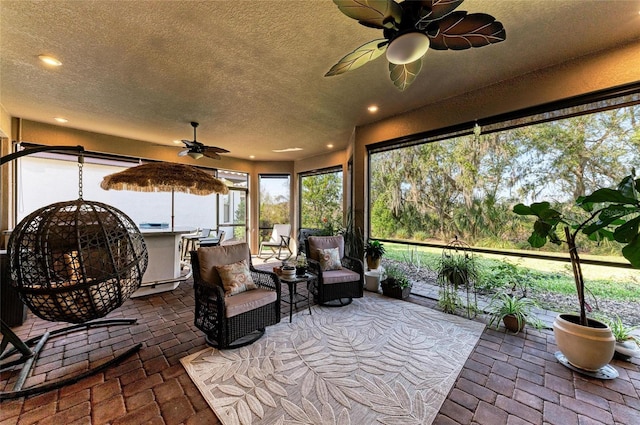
(325, 0, 506, 91)
(178, 121, 229, 160)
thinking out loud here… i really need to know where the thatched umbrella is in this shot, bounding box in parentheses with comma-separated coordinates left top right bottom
(101, 162, 229, 228)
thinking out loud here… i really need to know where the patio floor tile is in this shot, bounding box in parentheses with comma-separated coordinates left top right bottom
(1, 280, 638, 425)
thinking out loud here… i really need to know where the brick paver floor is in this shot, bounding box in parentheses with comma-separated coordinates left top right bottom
(1, 276, 638, 424)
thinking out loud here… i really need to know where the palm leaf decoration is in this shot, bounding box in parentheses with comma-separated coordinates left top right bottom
(326, 0, 506, 90)
(325, 39, 388, 76)
(389, 59, 423, 91)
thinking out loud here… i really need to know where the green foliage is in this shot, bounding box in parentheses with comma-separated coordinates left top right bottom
(438, 290, 462, 315)
(342, 207, 364, 259)
(300, 171, 342, 229)
(486, 293, 538, 333)
(370, 194, 396, 238)
(479, 259, 535, 295)
(436, 253, 480, 289)
(259, 190, 289, 230)
(436, 251, 480, 316)
(412, 231, 429, 241)
(233, 196, 247, 240)
(364, 240, 385, 260)
(602, 315, 640, 345)
(402, 246, 425, 273)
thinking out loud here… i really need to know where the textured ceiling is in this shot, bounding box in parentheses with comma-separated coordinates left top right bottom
(1, 1, 640, 161)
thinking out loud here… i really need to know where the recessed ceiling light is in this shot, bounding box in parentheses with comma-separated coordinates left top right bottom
(54, 117, 68, 123)
(38, 55, 62, 66)
(368, 105, 379, 113)
(249, 155, 255, 159)
(327, 144, 334, 149)
(172, 140, 182, 144)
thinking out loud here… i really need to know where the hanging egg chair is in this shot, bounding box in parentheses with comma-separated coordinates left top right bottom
(8, 199, 148, 324)
(1, 145, 149, 400)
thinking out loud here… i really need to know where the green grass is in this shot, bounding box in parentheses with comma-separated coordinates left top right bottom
(381, 242, 640, 303)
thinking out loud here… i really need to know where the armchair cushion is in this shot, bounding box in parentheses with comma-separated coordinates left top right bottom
(317, 247, 342, 271)
(224, 288, 277, 318)
(321, 268, 361, 285)
(307, 235, 344, 260)
(216, 259, 257, 297)
(198, 243, 251, 287)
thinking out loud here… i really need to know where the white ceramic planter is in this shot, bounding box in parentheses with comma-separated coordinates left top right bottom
(553, 314, 615, 371)
(364, 271, 381, 292)
(615, 340, 640, 359)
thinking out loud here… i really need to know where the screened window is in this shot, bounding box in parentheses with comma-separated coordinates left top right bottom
(299, 167, 343, 233)
(258, 175, 290, 242)
(216, 169, 248, 242)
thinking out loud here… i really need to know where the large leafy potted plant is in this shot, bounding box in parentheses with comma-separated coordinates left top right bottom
(513, 170, 640, 372)
(364, 240, 385, 270)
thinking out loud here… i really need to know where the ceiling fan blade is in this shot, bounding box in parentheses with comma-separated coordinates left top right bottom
(415, 0, 464, 28)
(428, 11, 506, 50)
(202, 151, 221, 160)
(325, 38, 388, 76)
(332, 0, 402, 29)
(182, 139, 196, 147)
(204, 146, 230, 154)
(389, 58, 423, 91)
(178, 148, 190, 157)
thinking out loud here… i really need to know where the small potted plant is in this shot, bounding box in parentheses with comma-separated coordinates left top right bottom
(380, 264, 411, 299)
(604, 315, 640, 361)
(486, 293, 538, 334)
(295, 252, 308, 276)
(364, 240, 385, 270)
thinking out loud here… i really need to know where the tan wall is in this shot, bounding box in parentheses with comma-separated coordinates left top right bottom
(353, 39, 640, 237)
(0, 104, 11, 138)
(0, 106, 12, 244)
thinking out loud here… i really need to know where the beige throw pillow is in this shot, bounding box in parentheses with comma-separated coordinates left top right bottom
(317, 247, 342, 271)
(215, 259, 258, 297)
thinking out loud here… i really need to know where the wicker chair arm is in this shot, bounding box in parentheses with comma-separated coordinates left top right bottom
(342, 256, 364, 275)
(250, 267, 282, 295)
(194, 278, 225, 310)
(307, 258, 323, 278)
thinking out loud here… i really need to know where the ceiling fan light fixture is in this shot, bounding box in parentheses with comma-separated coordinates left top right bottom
(385, 31, 430, 65)
(188, 151, 204, 160)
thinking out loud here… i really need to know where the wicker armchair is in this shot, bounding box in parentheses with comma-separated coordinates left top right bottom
(191, 243, 281, 349)
(305, 235, 364, 306)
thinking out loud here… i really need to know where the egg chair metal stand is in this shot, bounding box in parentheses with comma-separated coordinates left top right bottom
(0, 146, 149, 400)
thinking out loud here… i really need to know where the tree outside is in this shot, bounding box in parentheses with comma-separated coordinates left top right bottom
(300, 171, 343, 232)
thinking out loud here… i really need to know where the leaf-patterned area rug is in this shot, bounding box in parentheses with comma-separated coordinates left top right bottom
(180, 293, 485, 425)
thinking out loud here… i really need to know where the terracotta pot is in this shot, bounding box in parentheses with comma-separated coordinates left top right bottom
(553, 314, 615, 371)
(503, 314, 525, 333)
